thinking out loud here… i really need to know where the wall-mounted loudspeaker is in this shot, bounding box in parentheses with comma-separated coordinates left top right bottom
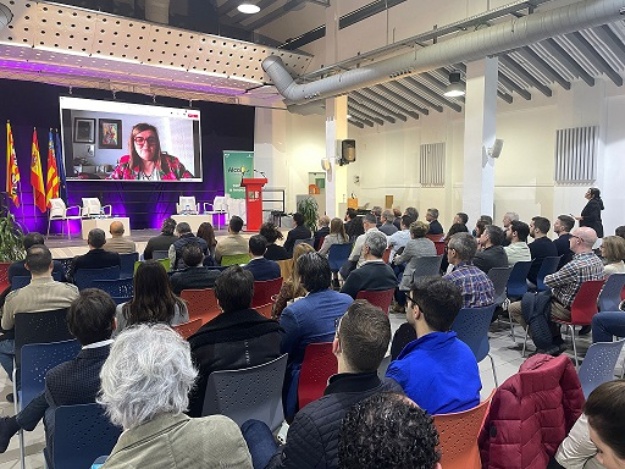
(489, 139, 504, 159)
(341, 139, 356, 164)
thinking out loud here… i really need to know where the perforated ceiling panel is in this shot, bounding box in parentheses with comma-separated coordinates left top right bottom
(0, 1, 312, 102)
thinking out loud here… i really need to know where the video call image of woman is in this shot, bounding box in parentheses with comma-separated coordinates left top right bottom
(108, 123, 194, 181)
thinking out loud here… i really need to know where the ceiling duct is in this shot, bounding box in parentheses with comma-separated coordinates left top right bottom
(0, 3, 12, 30)
(263, 0, 625, 105)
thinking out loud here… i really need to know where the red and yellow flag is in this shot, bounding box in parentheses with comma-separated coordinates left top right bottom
(30, 128, 46, 213)
(45, 130, 60, 207)
(6, 122, 21, 208)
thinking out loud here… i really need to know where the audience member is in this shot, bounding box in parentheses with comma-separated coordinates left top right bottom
(346, 213, 379, 270)
(7, 232, 65, 283)
(280, 253, 353, 419)
(197, 221, 218, 260)
(509, 227, 603, 355)
(214, 216, 247, 265)
(243, 300, 400, 469)
(502, 211, 519, 245)
(313, 215, 330, 250)
(392, 207, 403, 230)
(370, 206, 383, 227)
(169, 243, 221, 294)
(341, 232, 397, 299)
(68, 228, 121, 281)
(0, 289, 115, 454)
(393, 221, 436, 292)
(404, 207, 419, 223)
(386, 276, 481, 414)
(439, 222, 469, 274)
(616, 225, 625, 240)
(187, 266, 281, 417)
(504, 220, 531, 266)
(553, 214, 575, 269)
(103, 220, 136, 254)
(474, 219, 487, 239)
(443, 232, 495, 308)
(284, 213, 312, 256)
(575, 187, 604, 239)
(243, 235, 281, 281)
(115, 260, 188, 336)
(0, 245, 79, 381)
(260, 222, 289, 261)
(600, 236, 625, 277)
(378, 209, 398, 236)
(474, 225, 508, 273)
(318, 217, 349, 256)
(99, 324, 253, 468)
(143, 217, 177, 260)
(425, 208, 443, 236)
(387, 215, 412, 259)
(453, 212, 469, 227)
(338, 393, 441, 469)
(272, 243, 315, 320)
(169, 222, 208, 270)
(344, 208, 364, 242)
(527, 216, 559, 286)
(479, 215, 494, 225)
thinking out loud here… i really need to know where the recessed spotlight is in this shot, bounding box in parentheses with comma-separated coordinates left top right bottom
(238, 3, 260, 14)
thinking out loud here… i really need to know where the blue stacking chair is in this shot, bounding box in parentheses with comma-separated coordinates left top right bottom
(451, 304, 498, 386)
(45, 403, 122, 469)
(327, 243, 353, 274)
(119, 252, 139, 278)
(578, 340, 625, 398)
(535, 256, 561, 292)
(488, 266, 512, 307)
(92, 277, 134, 303)
(74, 266, 120, 290)
(598, 273, 625, 312)
(11, 271, 63, 290)
(506, 260, 532, 300)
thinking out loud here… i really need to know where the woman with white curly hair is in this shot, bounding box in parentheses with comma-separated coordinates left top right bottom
(98, 324, 252, 468)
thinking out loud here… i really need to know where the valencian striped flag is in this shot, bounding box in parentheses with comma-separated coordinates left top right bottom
(45, 129, 60, 207)
(30, 128, 46, 213)
(6, 122, 21, 207)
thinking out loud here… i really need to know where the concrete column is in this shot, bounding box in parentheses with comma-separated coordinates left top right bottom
(462, 57, 499, 221)
(145, 0, 170, 24)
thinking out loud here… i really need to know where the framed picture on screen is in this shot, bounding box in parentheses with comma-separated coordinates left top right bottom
(73, 117, 95, 143)
(98, 119, 123, 149)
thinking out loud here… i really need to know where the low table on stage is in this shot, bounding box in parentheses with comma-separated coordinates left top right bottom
(172, 214, 217, 233)
(81, 217, 131, 240)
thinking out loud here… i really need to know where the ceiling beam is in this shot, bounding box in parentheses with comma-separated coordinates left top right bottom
(390, 81, 444, 113)
(499, 72, 532, 100)
(541, 38, 595, 87)
(244, 0, 307, 30)
(348, 96, 396, 123)
(363, 88, 421, 119)
(348, 119, 365, 129)
(448, 64, 512, 103)
(499, 55, 552, 97)
(404, 76, 463, 112)
(352, 90, 408, 121)
(497, 90, 514, 104)
(594, 25, 625, 67)
(373, 85, 425, 116)
(517, 47, 571, 90)
(347, 106, 378, 126)
(565, 31, 623, 86)
(218, 0, 244, 15)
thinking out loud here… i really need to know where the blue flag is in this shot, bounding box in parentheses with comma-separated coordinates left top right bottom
(54, 129, 68, 203)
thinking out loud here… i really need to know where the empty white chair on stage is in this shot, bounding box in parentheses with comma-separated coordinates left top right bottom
(81, 198, 112, 218)
(203, 195, 229, 229)
(47, 198, 82, 239)
(176, 196, 199, 215)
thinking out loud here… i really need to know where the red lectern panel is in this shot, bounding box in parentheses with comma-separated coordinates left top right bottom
(241, 177, 268, 232)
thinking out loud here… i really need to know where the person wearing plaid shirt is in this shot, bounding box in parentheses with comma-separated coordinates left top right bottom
(443, 232, 495, 309)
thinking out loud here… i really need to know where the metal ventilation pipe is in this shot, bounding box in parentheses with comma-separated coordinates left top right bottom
(0, 3, 13, 31)
(263, 0, 625, 104)
(145, 0, 170, 24)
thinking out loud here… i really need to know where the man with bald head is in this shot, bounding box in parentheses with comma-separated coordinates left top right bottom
(103, 221, 136, 254)
(509, 227, 604, 355)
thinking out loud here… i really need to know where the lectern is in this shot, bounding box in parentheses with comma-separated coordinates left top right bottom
(241, 177, 268, 232)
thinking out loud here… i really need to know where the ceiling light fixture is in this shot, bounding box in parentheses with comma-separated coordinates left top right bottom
(443, 70, 465, 98)
(237, 3, 261, 14)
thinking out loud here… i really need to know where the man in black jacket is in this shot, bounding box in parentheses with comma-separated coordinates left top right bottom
(169, 243, 221, 295)
(474, 225, 508, 274)
(284, 213, 312, 256)
(143, 217, 177, 260)
(242, 300, 401, 469)
(68, 229, 121, 282)
(168, 222, 208, 270)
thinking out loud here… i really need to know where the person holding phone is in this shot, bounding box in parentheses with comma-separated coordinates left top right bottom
(108, 123, 193, 181)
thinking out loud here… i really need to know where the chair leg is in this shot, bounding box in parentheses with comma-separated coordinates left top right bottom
(509, 310, 516, 344)
(13, 368, 25, 469)
(522, 326, 529, 357)
(46, 218, 51, 238)
(488, 354, 498, 387)
(569, 325, 579, 369)
(66, 219, 71, 240)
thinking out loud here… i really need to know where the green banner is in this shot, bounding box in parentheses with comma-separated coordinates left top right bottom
(223, 151, 254, 199)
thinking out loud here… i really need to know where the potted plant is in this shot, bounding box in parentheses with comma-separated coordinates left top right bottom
(0, 215, 24, 262)
(297, 197, 319, 233)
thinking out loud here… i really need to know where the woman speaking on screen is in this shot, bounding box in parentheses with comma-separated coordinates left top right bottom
(108, 123, 194, 181)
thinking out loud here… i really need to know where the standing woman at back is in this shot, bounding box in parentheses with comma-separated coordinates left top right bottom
(576, 187, 604, 239)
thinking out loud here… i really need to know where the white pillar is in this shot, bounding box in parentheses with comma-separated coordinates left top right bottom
(145, 0, 170, 24)
(462, 57, 498, 221)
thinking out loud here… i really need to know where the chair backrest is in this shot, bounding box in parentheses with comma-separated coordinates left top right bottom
(294, 237, 315, 248)
(74, 266, 120, 290)
(172, 318, 203, 339)
(426, 233, 444, 242)
(578, 340, 625, 399)
(488, 266, 512, 306)
(276, 258, 294, 281)
(220, 253, 251, 266)
(119, 252, 139, 278)
(255, 303, 273, 319)
(451, 304, 497, 363)
(10, 275, 31, 290)
(355, 288, 395, 315)
(434, 393, 493, 469)
(570, 280, 605, 325)
(434, 241, 446, 255)
(56, 258, 74, 279)
(506, 260, 532, 299)
(180, 288, 220, 323)
(49, 198, 67, 217)
(327, 243, 354, 272)
(178, 196, 197, 214)
(0, 262, 10, 293)
(298, 342, 337, 409)
(411, 255, 444, 281)
(52, 404, 122, 469)
(81, 198, 101, 217)
(598, 273, 625, 311)
(381, 246, 392, 264)
(152, 249, 169, 260)
(91, 277, 134, 299)
(252, 277, 283, 308)
(536, 256, 561, 291)
(21, 339, 81, 408)
(213, 196, 228, 212)
(14, 309, 73, 370)
(203, 354, 288, 431)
